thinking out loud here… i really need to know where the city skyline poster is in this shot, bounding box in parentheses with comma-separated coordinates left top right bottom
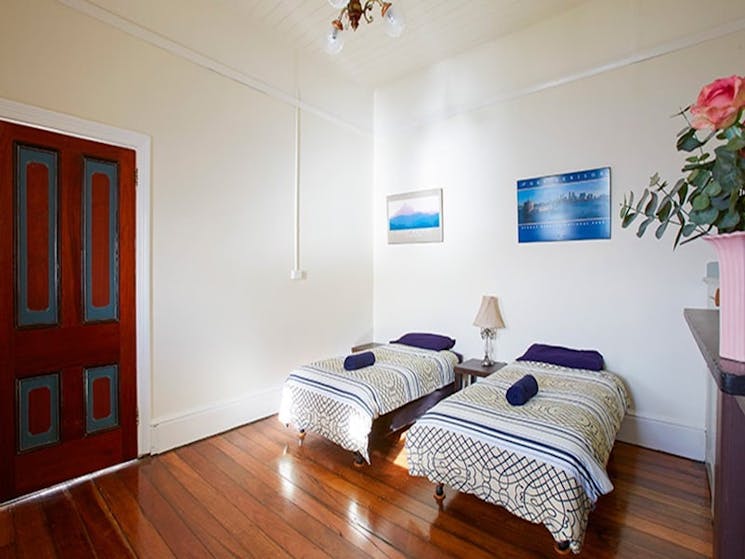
(517, 167, 611, 243)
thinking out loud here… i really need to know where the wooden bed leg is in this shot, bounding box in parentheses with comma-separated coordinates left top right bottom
(353, 452, 365, 468)
(297, 429, 306, 446)
(433, 483, 446, 503)
(553, 540, 571, 555)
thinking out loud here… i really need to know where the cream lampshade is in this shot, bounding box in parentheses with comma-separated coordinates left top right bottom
(473, 296, 505, 367)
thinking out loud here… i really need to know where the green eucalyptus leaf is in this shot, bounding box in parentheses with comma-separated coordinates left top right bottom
(689, 206, 719, 225)
(682, 159, 715, 172)
(713, 145, 743, 192)
(711, 194, 731, 211)
(677, 128, 703, 152)
(656, 200, 672, 222)
(677, 181, 689, 205)
(726, 137, 745, 151)
(622, 211, 639, 228)
(644, 191, 659, 216)
(685, 155, 699, 163)
(683, 162, 704, 172)
(689, 168, 711, 188)
(637, 216, 655, 238)
(704, 180, 722, 197)
(635, 189, 650, 213)
(691, 193, 710, 211)
(659, 190, 673, 209)
(731, 190, 741, 210)
(620, 197, 633, 220)
(718, 209, 741, 231)
(682, 222, 698, 236)
(655, 220, 669, 239)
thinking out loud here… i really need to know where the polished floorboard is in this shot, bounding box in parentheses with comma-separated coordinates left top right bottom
(0, 416, 712, 558)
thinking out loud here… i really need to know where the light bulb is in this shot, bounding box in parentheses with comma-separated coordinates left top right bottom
(328, 0, 347, 8)
(382, 3, 405, 38)
(325, 25, 344, 55)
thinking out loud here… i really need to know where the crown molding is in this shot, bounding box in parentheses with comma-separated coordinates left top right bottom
(57, 0, 370, 136)
(381, 15, 745, 134)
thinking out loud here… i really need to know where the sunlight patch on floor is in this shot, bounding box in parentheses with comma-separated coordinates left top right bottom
(392, 433, 409, 469)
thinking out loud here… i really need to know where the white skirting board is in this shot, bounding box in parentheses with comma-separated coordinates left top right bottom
(150, 390, 705, 461)
(150, 385, 283, 454)
(616, 411, 705, 461)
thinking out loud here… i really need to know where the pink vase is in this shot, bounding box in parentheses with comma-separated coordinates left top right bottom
(704, 231, 745, 362)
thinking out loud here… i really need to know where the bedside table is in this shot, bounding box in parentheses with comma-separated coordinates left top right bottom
(351, 342, 384, 352)
(455, 359, 507, 390)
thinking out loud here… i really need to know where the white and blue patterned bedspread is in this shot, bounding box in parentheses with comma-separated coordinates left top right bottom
(279, 344, 458, 462)
(405, 360, 630, 553)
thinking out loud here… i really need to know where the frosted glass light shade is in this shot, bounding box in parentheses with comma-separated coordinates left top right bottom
(473, 296, 505, 329)
(328, 0, 347, 8)
(382, 3, 405, 38)
(325, 25, 344, 55)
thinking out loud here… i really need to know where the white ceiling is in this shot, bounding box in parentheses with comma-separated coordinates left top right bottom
(215, 0, 586, 87)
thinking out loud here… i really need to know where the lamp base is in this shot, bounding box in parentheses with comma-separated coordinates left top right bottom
(480, 328, 496, 368)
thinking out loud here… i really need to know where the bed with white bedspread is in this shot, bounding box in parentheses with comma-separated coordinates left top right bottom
(279, 344, 459, 463)
(405, 360, 630, 554)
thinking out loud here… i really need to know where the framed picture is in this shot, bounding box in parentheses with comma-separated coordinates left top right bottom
(387, 188, 443, 244)
(517, 167, 611, 243)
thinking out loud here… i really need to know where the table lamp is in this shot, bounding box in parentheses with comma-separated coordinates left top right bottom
(473, 295, 505, 367)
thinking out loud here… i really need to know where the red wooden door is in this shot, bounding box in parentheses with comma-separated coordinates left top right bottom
(0, 120, 137, 502)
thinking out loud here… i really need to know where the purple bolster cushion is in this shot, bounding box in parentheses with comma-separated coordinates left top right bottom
(344, 351, 375, 371)
(506, 374, 538, 406)
(517, 343, 604, 371)
(390, 332, 456, 351)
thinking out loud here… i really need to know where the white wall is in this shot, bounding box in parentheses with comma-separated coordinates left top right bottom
(373, 0, 745, 460)
(0, 0, 374, 452)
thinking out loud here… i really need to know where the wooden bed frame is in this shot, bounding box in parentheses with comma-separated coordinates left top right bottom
(298, 381, 457, 467)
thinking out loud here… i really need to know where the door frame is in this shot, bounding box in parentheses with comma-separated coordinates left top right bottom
(0, 97, 152, 456)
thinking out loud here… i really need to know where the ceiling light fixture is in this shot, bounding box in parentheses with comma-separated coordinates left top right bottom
(325, 0, 405, 55)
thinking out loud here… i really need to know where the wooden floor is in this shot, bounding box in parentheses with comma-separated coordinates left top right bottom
(0, 416, 712, 558)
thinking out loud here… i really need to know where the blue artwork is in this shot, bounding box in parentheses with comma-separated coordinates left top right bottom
(517, 167, 611, 243)
(389, 204, 440, 230)
(387, 189, 443, 244)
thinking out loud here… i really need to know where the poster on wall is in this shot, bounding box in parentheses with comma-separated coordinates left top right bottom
(387, 188, 443, 244)
(517, 167, 611, 243)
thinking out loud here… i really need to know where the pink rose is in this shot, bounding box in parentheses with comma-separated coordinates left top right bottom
(690, 75, 745, 130)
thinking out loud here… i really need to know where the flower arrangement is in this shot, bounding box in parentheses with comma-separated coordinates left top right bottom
(620, 75, 745, 247)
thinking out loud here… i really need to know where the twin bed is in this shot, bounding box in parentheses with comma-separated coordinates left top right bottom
(278, 339, 460, 464)
(279, 337, 629, 554)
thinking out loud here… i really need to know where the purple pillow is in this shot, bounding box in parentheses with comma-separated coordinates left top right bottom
(517, 343, 604, 371)
(390, 332, 456, 351)
(344, 351, 375, 370)
(506, 374, 539, 406)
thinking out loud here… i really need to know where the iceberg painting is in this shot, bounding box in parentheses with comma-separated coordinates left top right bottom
(387, 188, 443, 244)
